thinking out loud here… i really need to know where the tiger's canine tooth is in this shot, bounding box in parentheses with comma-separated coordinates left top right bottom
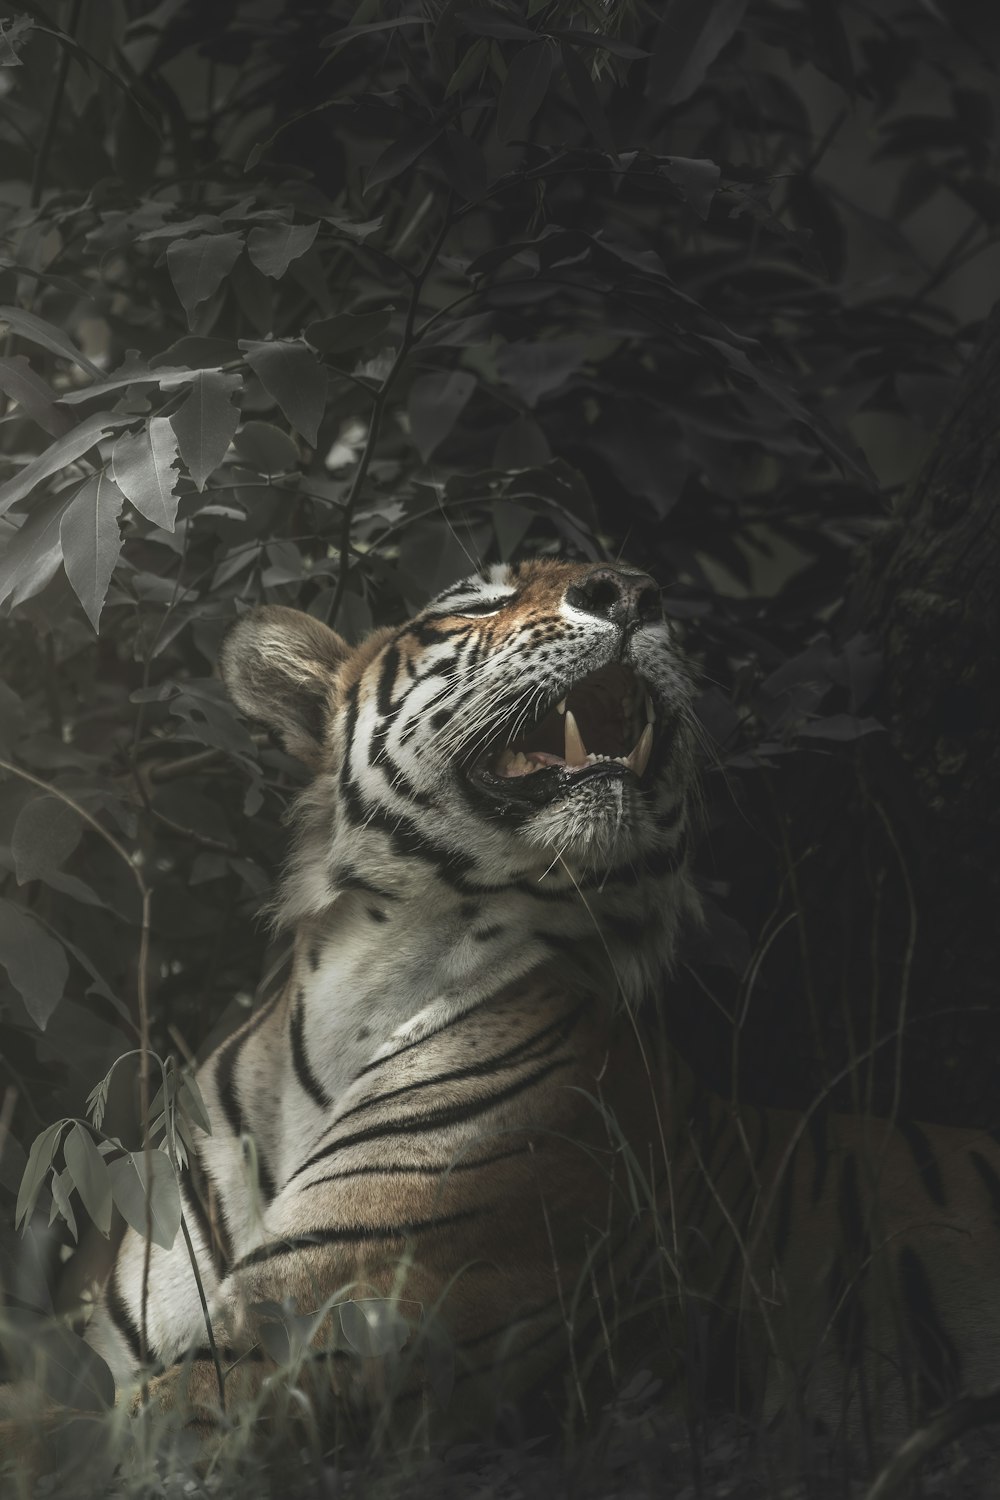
(645, 693, 655, 723)
(556, 698, 567, 715)
(629, 723, 653, 778)
(564, 708, 587, 766)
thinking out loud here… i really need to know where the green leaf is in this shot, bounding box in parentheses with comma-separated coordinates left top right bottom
(550, 29, 649, 59)
(408, 370, 476, 461)
(12, 797, 83, 884)
(648, 0, 747, 106)
(339, 1298, 413, 1358)
(0, 355, 71, 437)
(112, 417, 182, 531)
(58, 363, 209, 405)
(323, 17, 426, 48)
(305, 310, 393, 355)
(232, 420, 300, 475)
(455, 10, 536, 41)
(60, 471, 126, 631)
(246, 221, 319, 280)
(64, 1123, 112, 1237)
(169, 370, 242, 491)
(15, 1121, 66, 1229)
(109, 1149, 181, 1251)
(497, 41, 554, 143)
(166, 231, 245, 323)
(241, 338, 327, 446)
(561, 43, 615, 155)
(0, 409, 128, 520)
(445, 37, 488, 98)
(178, 1073, 213, 1137)
(365, 124, 444, 193)
(495, 337, 587, 406)
(661, 156, 721, 220)
(0, 898, 68, 1030)
(0, 491, 74, 610)
(49, 1166, 78, 1242)
(0, 306, 103, 378)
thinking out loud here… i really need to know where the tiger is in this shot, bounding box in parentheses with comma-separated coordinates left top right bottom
(8, 557, 1000, 1471)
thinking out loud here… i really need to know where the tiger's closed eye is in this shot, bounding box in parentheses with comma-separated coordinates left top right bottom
(458, 597, 514, 616)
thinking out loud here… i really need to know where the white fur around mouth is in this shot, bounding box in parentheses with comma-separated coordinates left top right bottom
(491, 665, 656, 781)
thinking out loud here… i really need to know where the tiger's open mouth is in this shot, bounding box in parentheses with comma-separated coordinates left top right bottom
(466, 663, 657, 806)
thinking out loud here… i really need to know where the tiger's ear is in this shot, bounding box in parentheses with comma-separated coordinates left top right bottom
(219, 606, 350, 768)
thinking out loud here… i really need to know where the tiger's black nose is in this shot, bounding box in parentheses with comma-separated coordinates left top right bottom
(564, 566, 661, 629)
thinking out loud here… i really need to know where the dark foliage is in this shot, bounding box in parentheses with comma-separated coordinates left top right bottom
(0, 0, 998, 1490)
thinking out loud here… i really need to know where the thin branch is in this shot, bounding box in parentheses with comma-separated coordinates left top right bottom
(30, 0, 84, 210)
(326, 199, 455, 627)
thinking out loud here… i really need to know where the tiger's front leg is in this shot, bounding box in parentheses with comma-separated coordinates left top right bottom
(121, 1264, 426, 1457)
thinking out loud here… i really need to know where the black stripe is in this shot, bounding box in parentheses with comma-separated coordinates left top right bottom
(350, 996, 490, 1080)
(232, 1205, 487, 1273)
(603, 912, 647, 943)
(290, 988, 332, 1109)
(184, 1141, 232, 1274)
(897, 1244, 962, 1409)
(339, 768, 368, 827)
(771, 1135, 799, 1260)
(471, 925, 503, 942)
(432, 599, 506, 617)
(458, 1294, 565, 1353)
(304, 1144, 533, 1188)
(373, 747, 434, 807)
(252, 1140, 277, 1205)
(213, 995, 281, 1205)
(184, 1344, 267, 1367)
(288, 1055, 572, 1185)
(338, 682, 361, 808)
(808, 1109, 830, 1204)
(655, 800, 684, 831)
(837, 1152, 867, 1261)
(214, 993, 281, 1140)
(406, 618, 467, 647)
(342, 795, 477, 888)
(105, 1264, 144, 1366)
(898, 1120, 947, 1207)
(349, 982, 570, 1079)
(968, 1148, 1000, 1227)
(376, 644, 401, 719)
(331, 867, 399, 902)
(509, 878, 573, 903)
(331, 1000, 587, 1127)
(827, 1248, 865, 1370)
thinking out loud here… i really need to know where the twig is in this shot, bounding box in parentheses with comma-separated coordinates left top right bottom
(30, 0, 84, 209)
(147, 747, 226, 783)
(327, 199, 455, 627)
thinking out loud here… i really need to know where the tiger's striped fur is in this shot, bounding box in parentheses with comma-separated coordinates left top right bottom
(73, 559, 1000, 1453)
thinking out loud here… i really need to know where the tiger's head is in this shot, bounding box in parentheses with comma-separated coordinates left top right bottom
(220, 560, 698, 945)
